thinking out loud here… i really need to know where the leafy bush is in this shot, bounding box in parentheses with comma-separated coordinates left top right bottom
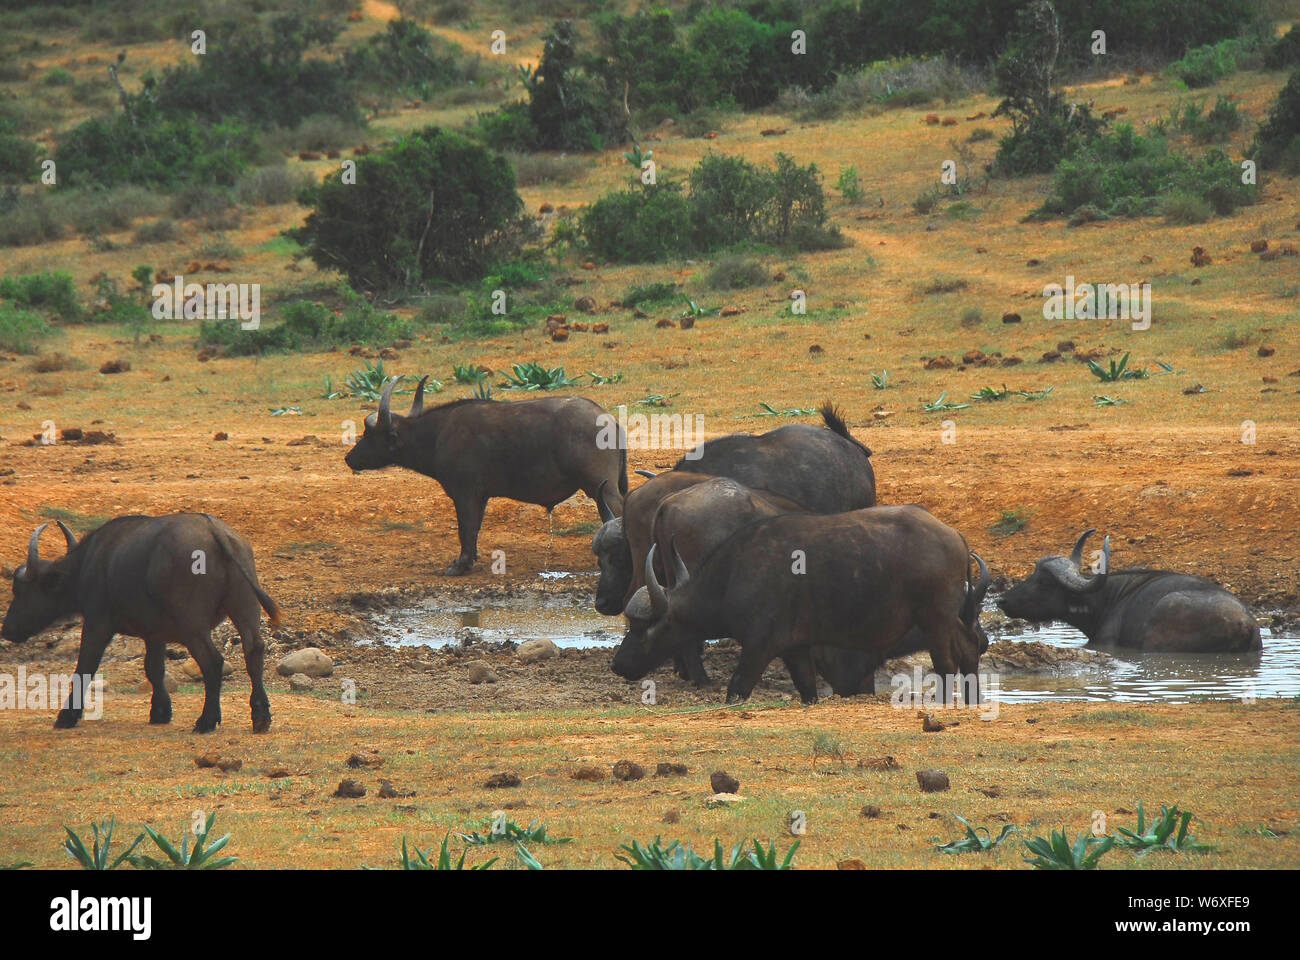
(688, 153, 774, 250)
(1253, 67, 1300, 173)
(1265, 25, 1300, 70)
(201, 287, 412, 355)
(1036, 126, 1256, 221)
(290, 126, 526, 292)
(1161, 191, 1212, 224)
(0, 270, 81, 320)
(0, 119, 40, 183)
(776, 55, 977, 121)
(344, 18, 470, 97)
(0, 303, 54, 353)
(1167, 38, 1257, 88)
(235, 164, 311, 206)
(620, 281, 679, 308)
(704, 256, 767, 290)
(1168, 96, 1242, 143)
(581, 182, 694, 263)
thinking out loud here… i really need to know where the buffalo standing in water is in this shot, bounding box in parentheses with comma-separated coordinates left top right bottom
(997, 529, 1261, 652)
(1, 514, 278, 732)
(345, 378, 627, 574)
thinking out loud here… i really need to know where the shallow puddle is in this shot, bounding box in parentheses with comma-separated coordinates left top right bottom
(367, 588, 1300, 704)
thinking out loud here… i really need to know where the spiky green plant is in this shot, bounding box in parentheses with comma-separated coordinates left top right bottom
(616, 837, 799, 870)
(922, 391, 971, 412)
(1023, 829, 1114, 870)
(971, 384, 1012, 402)
(458, 819, 573, 847)
(62, 817, 144, 870)
(1016, 386, 1054, 401)
(936, 814, 1017, 854)
(679, 296, 721, 319)
(397, 835, 497, 870)
(1088, 352, 1148, 382)
(498, 362, 582, 391)
(1113, 802, 1213, 854)
(1093, 394, 1125, 406)
(637, 392, 678, 407)
(587, 370, 623, 385)
(131, 813, 237, 870)
(758, 401, 818, 416)
(870, 370, 889, 389)
(452, 362, 491, 384)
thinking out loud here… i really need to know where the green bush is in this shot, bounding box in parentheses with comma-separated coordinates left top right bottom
(1266, 25, 1300, 70)
(201, 288, 412, 355)
(1169, 96, 1242, 143)
(0, 119, 41, 183)
(1253, 68, 1300, 173)
(689, 153, 774, 250)
(1037, 125, 1256, 221)
(1167, 38, 1256, 89)
(0, 270, 81, 320)
(1161, 190, 1212, 224)
(0, 303, 54, 353)
(289, 126, 526, 292)
(704, 256, 768, 290)
(344, 18, 469, 97)
(581, 182, 694, 263)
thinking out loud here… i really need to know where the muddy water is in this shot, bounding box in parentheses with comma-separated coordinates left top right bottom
(366, 588, 1300, 704)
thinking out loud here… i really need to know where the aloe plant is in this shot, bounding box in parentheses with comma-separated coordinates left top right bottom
(587, 370, 623, 385)
(458, 818, 572, 847)
(1113, 802, 1213, 854)
(1023, 828, 1114, 870)
(131, 813, 237, 870)
(398, 835, 497, 871)
(62, 817, 144, 870)
(498, 362, 581, 391)
(971, 384, 1013, 402)
(936, 814, 1017, 854)
(679, 296, 721, 320)
(616, 836, 799, 870)
(758, 401, 818, 416)
(452, 362, 491, 385)
(1088, 352, 1148, 382)
(871, 370, 889, 390)
(922, 391, 971, 412)
(1093, 394, 1125, 406)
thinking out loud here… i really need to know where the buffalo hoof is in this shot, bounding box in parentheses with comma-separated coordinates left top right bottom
(149, 706, 173, 725)
(252, 715, 272, 734)
(53, 710, 82, 729)
(725, 690, 750, 705)
(192, 716, 220, 734)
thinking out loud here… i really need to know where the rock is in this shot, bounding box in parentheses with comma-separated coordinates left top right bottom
(266, 767, 291, 779)
(276, 647, 333, 678)
(347, 752, 383, 769)
(719, 306, 745, 317)
(922, 713, 946, 732)
(710, 770, 740, 794)
(916, 769, 950, 793)
(679, 315, 695, 330)
(1250, 239, 1268, 252)
(517, 638, 559, 664)
(837, 859, 868, 869)
(216, 757, 242, 772)
(860, 805, 882, 819)
(99, 359, 130, 374)
(466, 660, 498, 684)
(570, 764, 606, 782)
(655, 762, 688, 777)
(212, 431, 229, 441)
(612, 760, 646, 781)
(706, 793, 744, 807)
(182, 658, 232, 680)
(809, 344, 824, 355)
(662, 810, 681, 824)
(378, 779, 413, 798)
(923, 355, 954, 369)
(334, 779, 366, 798)
(574, 296, 598, 313)
(1001, 312, 1022, 324)
(289, 673, 313, 692)
(1258, 344, 1275, 357)
(195, 752, 221, 768)
(858, 755, 898, 770)
(484, 772, 521, 789)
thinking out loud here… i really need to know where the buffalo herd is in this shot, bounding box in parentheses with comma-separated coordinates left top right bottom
(2, 387, 1264, 731)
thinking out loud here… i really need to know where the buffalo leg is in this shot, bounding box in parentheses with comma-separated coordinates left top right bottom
(673, 640, 711, 687)
(782, 648, 819, 704)
(143, 639, 172, 725)
(187, 633, 225, 733)
(230, 602, 272, 734)
(446, 494, 487, 576)
(54, 622, 113, 729)
(725, 643, 774, 704)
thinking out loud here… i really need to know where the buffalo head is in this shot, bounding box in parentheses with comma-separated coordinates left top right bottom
(2, 521, 78, 642)
(591, 480, 632, 616)
(610, 541, 696, 679)
(343, 376, 429, 472)
(997, 529, 1110, 622)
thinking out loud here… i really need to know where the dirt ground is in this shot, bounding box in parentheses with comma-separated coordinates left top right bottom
(1, 4, 1298, 869)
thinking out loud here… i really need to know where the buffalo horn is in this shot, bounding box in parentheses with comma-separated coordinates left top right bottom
(23, 523, 49, 578)
(644, 544, 667, 617)
(1068, 528, 1096, 570)
(595, 480, 616, 524)
(377, 376, 398, 431)
(409, 375, 430, 418)
(56, 520, 77, 551)
(668, 537, 690, 587)
(634, 470, 657, 479)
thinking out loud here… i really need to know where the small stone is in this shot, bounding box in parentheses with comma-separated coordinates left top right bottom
(466, 660, 498, 684)
(195, 752, 221, 769)
(574, 296, 598, 313)
(213, 431, 228, 441)
(484, 772, 521, 789)
(860, 804, 882, 818)
(517, 638, 558, 664)
(346, 752, 383, 769)
(99, 359, 130, 374)
(334, 779, 366, 798)
(216, 757, 242, 772)
(662, 810, 681, 824)
(612, 760, 646, 781)
(922, 713, 946, 732)
(655, 762, 688, 777)
(1002, 312, 1022, 324)
(276, 647, 333, 678)
(710, 770, 740, 794)
(916, 769, 950, 792)
(571, 764, 606, 782)
(1258, 344, 1275, 357)
(837, 858, 868, 870)
(378, 779, 413, 798)
(289, 672, 313, 692)
(706, 793, 744, 807)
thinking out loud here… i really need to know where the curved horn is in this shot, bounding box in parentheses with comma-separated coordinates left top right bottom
(1068, 528, 1096, 570)
(56, 520, 77, 552)
(408, 375, 429, 418)
(1045, 534, 1110, 594)
(377, 376, 398, 431)
(961, 551, 990, 625)
(668, 537, 689, 587)
(644, 544, 667, 617)
(634, 469, 657, 479)
(595, 480, 615, 524)
(24, 523, 49, 576)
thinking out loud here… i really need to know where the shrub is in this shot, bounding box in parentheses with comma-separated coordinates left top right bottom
(0, 303, 54, 353)
(1161, 191, 1212, 224)
(0, 270, 81, 320)
(235, 164, 311, 206)
(704, 256, 767, 290)
(1169, 96, 1242, 143)
(1167, 38, 1254, 89)
(507, 151, 589, 187)
(688, 153, 773, 250)
(133, 219, 178, 244)
(1037, 125, 1256, 221)
(1265, 25, 1300, 70)
(620, 281, 679, 308)
(289, 126, 526, 292)
(344, 18, 468, 97)
(581, 182, 694, 263)
(0, 119, 41, 183)
(1253, 67, 1300, 172)
(776, 56, 977, 121)
(201, 287, 412, 355)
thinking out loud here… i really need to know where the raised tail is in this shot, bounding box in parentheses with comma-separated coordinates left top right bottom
(201, 514, 282, 626)
(618, 439, 629, 497)
(819, 400, 872, 458)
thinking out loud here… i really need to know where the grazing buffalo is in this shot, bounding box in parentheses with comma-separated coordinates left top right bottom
(611, 505, 989, 704)
(670, 402, 876, 511)
(997, 529, 1261, 653)
(1, 514, 279, 732)
(346, 378, 627, 574)
(592, 402, 876, 616)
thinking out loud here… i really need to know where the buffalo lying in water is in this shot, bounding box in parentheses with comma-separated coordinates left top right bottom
(997, 529, 1261, 653)
(611, 505, 989, 704)
(1, 514, 279, 732)
(346, 378, 627, 574)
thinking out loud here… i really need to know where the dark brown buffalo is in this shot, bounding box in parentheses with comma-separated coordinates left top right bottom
(611, 505, 988, 705)
(997, 529, 1261, 652)
(1, 514, 278, 732)
(345, 378, 627, 574)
